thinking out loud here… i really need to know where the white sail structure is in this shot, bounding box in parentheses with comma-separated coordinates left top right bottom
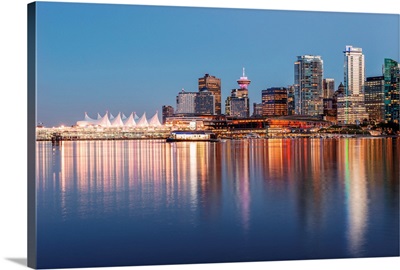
(136, 112, 149, 127)
(77, 111, 161, 128)
(77, 112, 96, 126)
(109, 113, 115, 120)
(97, 112, 111, 127)
(111, 112, 124, 127)
(84, 112, 94, 122)
(123, 112, 136, 127)
(148, 111, 162, 127)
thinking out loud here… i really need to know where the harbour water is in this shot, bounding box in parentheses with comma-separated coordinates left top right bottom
(36, 138, 399, 269)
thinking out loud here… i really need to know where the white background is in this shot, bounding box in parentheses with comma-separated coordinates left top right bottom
(0, 0, 399, 269)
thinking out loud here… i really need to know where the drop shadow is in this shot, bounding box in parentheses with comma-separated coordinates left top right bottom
(5, 258, 27, 267)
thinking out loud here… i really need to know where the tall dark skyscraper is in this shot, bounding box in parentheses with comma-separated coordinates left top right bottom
(198, 74, 221, 115)
(287, 85, 295, 115)
(365, 76, 385, 123)
(294, 55, 324, 116)
(384, 58, 399, 124)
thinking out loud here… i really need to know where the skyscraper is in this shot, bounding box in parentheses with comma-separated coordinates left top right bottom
(198, 74, 222, 115)
(365, 76, 385, 123)
(294, 55, 324, 116)
(337, 46, 369, 124)
(225, 69, 250, 118)
(384, 58, 399, 124)
(262, 87, 288, 116)
(344, 46, 365, 96)
(287, 85, 295, 115)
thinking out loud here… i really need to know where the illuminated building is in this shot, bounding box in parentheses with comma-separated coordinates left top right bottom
(198, 74, 222, 115)
(262, 87, 288, 116)
(287, 85, 295, 115)
(225, 69, 250, 118)
(344, 46, 365, 96)
(162, 105, 174, 124)
(195, 88, 215, 115)
(364, 76, 385, 123)
(337, 46, 368, 124)
(176, 89, 196, 114)
(294, 55, 324, 116)
(384, 58, 399, 123)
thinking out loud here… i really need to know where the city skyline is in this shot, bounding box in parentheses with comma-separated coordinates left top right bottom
(36, 2, 399, 126)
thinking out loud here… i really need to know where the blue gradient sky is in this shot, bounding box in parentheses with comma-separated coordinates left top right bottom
(36, 2, 399, 126)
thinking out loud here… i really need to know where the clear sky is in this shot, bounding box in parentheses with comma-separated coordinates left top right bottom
(35, 2, 399, 127)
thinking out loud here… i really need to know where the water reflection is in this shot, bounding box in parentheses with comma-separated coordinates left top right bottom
(36, 138, 399, 264)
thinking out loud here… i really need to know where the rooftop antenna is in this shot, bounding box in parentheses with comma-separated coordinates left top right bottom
(243, 67, 245, 77)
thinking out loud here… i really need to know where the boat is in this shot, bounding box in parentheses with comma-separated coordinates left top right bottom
(166, 130, 220, 142)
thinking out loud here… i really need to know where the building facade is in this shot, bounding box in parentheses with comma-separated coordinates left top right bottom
(198, 74, 222, 115)
(323, 78, 335, 98)
(195, 88, 215, 115)
(176, 89, 196, 114)
(262, 87, 288, 116)
(337, 46, 368, 124)
(344, 45, 365, 96)
(294, 55, 324, 116)
(162, 105, 174, 124)
(384, 58, 400, 123)
(364, 76, 385, 123)
(252, 103, 263, 117)
(287, 85, 295, 115)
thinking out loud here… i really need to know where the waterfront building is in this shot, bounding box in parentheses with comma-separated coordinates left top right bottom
(294, 55, 324, 116)
(176, 89, 196, 114)
(337, 46, 368, 124)
(287, 85, 295, 115)
(195, 88, 215, 115)
(384, 58, 400, 123)
(337, 95, 369, 124)
(252, 103, 263, 117)
(198, 74, 222, 115)
(162, 105, 174, 124)
(364, 76, 385, 123)
(225, 69, 251, 118)
(323, 78, 335, 98)
(262, 87, 288, 116)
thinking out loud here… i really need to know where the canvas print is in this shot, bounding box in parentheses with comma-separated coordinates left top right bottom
(28, 1, 399, 269)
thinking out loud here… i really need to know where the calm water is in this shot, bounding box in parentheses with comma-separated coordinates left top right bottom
(36, 138, 399, 269)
